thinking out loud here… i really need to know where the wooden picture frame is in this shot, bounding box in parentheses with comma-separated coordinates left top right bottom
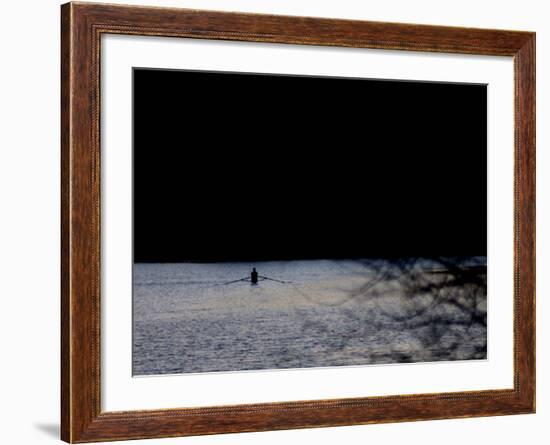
(61, 2, 535, 442)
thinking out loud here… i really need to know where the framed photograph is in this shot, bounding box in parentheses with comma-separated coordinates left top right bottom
(61, 2, 535, 442)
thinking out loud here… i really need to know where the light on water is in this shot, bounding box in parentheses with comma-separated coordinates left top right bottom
(133, 258, 487, 376)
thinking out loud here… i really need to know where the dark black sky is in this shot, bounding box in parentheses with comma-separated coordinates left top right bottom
(133, 69, 487, 263)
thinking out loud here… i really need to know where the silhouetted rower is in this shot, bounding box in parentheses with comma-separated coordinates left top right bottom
(251, 268, 258, 284)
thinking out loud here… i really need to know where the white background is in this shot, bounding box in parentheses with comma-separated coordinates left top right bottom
(102, 35, 514, 411)
(0, 0, 546, 444)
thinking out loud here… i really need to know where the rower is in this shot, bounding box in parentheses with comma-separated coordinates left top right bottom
(251, 268, 258, 284)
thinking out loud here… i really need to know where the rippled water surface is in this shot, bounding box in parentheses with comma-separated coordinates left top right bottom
(133, 258, 487, 375)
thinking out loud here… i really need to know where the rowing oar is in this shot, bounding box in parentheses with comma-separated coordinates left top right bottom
(219, 278, 250, 285)
(258, 275, 292, 284)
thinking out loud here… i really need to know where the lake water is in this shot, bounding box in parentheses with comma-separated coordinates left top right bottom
(133, 258, 487, 375)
